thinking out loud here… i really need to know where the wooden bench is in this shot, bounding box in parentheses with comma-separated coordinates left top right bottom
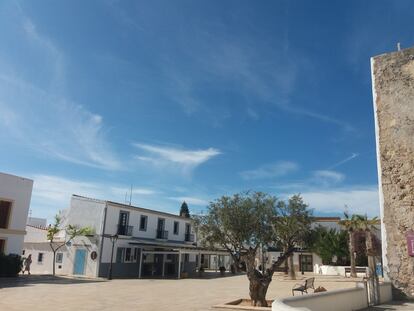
(344, 267, 367, 277)
(292, 277, 315, 296)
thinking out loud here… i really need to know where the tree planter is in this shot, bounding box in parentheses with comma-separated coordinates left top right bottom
(214, 299, 272, 310)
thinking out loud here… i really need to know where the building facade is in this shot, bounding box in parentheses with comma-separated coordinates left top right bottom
(0, 172, 33, 255)
(24, 195, 230, 278)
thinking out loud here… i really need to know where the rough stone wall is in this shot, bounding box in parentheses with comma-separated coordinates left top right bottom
(371, 47, 414, 298)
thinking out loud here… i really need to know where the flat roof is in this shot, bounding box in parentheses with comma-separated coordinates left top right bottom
(72, 194, 190, 221)
(0, 171, 33, 183)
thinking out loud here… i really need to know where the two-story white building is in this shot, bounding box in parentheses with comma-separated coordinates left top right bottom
(0, 172, 33, 255)
(24, 194, 230, 278)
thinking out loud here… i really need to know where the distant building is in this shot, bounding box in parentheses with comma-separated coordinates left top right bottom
(24, 195, 229, 277)
(27, 217, 47, 228)
(0, 172, 33, 255)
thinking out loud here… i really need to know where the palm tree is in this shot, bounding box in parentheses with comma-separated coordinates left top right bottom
(339, 212, 361, 278)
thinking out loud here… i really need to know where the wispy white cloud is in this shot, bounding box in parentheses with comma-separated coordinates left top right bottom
(312, 170, 345, 185)
(329, 153, 359, 169)
(168, 196, 209, 206)
(31, 174, 158, 220)
(288, 186, 380, 216)
(240, 161, 298, 180)
(0, 14, 121, 170)
(133, 143, 221, 172)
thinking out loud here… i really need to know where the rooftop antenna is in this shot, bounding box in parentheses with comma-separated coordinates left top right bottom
(397, 42, 401, 51)
(129, 184, 133, 206)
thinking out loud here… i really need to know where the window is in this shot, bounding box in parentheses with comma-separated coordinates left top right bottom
(38, 253, 44, 263)
(133, 248, 139, 262)
(116, 248, 124, 263)
(124, 248, 132, 262)
(173, 221, 179, 235)
(139, 215, 148, 231)
(117, 211, 130, 235)
(0, 200, 12, 229)
(0, 239, 5, 254)
(56, 253, 63, 263)
(184, 254, 189, 263)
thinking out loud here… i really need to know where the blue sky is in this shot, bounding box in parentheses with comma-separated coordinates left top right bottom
(1, 0, 413, 221)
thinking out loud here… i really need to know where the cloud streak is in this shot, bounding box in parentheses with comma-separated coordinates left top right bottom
(240, 161, 298, 180)
(0, 13, 121, 170)
(133, 143, 221, 172)
(329, 153, 359, 169)
(31, 174, 158, 220)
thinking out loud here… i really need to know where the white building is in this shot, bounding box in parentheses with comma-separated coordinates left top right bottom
(24, 195, 229, 278)
(0, 172, 33, 255)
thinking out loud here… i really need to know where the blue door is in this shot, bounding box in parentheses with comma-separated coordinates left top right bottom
(73, 249, 87, 275)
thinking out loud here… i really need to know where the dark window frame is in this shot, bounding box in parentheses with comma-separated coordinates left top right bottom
(173, 221, 179, 235)
(38, 253, 44, 263)
(56, 252, 63, 263)
(0, 200, 12, 229)
(139, 215, 148, 231)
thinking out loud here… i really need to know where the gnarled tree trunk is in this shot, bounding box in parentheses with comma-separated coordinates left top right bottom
(245, 247, 294, 307)
(288, 255, 296, 280)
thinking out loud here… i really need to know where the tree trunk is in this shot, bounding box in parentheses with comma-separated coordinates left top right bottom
(349, 231, 357, 278)
(284, 257, 289, 274)
(366, 231, 379, 305)
(288, 254, 296, 280)
(52, 250, 56, 276)
(248, 271, 271, 307)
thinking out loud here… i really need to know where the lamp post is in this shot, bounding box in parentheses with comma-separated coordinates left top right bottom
(108, 234, 118, 280)
(300, 247, 304, 275)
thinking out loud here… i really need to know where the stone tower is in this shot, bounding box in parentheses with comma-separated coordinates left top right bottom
(371, 46, 414, 298)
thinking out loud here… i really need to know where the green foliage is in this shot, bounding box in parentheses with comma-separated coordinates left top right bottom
(308, 226, 349, 265)
(0, 253, 23, 277)
(196, 191, 277, 258)
(273, 194, 313, 251)
(179, 201, 190, 218)
(47, 213, 94, 275)
(47, 214, 94, 245)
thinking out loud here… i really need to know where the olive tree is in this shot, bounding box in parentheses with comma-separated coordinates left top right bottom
(273, 195, 313, 279)
(196, 192, 295, 307)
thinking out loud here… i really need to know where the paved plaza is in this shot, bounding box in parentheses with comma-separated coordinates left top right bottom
(0, 273, 359, 311)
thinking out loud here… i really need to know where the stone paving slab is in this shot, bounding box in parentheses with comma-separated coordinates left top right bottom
(0, 273, 358, 311)
(359, 302, 414, 311)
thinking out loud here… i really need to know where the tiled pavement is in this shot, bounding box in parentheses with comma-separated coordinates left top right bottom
(0, 273, 358, 311)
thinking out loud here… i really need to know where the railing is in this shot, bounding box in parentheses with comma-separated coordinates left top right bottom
(156, 230, 168, 240)
(117, 225, 133, 236)
(184, 233, 194, 242)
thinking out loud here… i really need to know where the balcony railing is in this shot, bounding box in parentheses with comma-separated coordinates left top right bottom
(184, 233, 194, 242)
(117, 225, 133, 236)
(156, 230, 168, 240)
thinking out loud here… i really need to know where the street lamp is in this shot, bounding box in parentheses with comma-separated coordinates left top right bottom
(108, 234, 118, 280)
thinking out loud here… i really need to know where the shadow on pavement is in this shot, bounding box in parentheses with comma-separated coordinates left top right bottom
(0, 275, 106, 289)
(359, 301, 414, 311)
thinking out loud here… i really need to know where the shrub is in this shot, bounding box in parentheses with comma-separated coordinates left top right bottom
(0, 253, 23, 277)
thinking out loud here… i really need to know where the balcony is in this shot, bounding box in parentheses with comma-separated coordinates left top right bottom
(117, 225, 133, 236)
(156, 230, 168, 240)
(184, 233, 194, 242)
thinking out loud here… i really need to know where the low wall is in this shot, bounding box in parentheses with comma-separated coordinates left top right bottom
(314, 265, 367, 277)
(272, 283, 392, 311)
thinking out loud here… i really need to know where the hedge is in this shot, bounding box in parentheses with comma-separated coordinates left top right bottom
(0, 253, 23, 277)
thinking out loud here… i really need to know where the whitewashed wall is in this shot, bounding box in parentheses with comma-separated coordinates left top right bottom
(0, 172, 33, 255)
